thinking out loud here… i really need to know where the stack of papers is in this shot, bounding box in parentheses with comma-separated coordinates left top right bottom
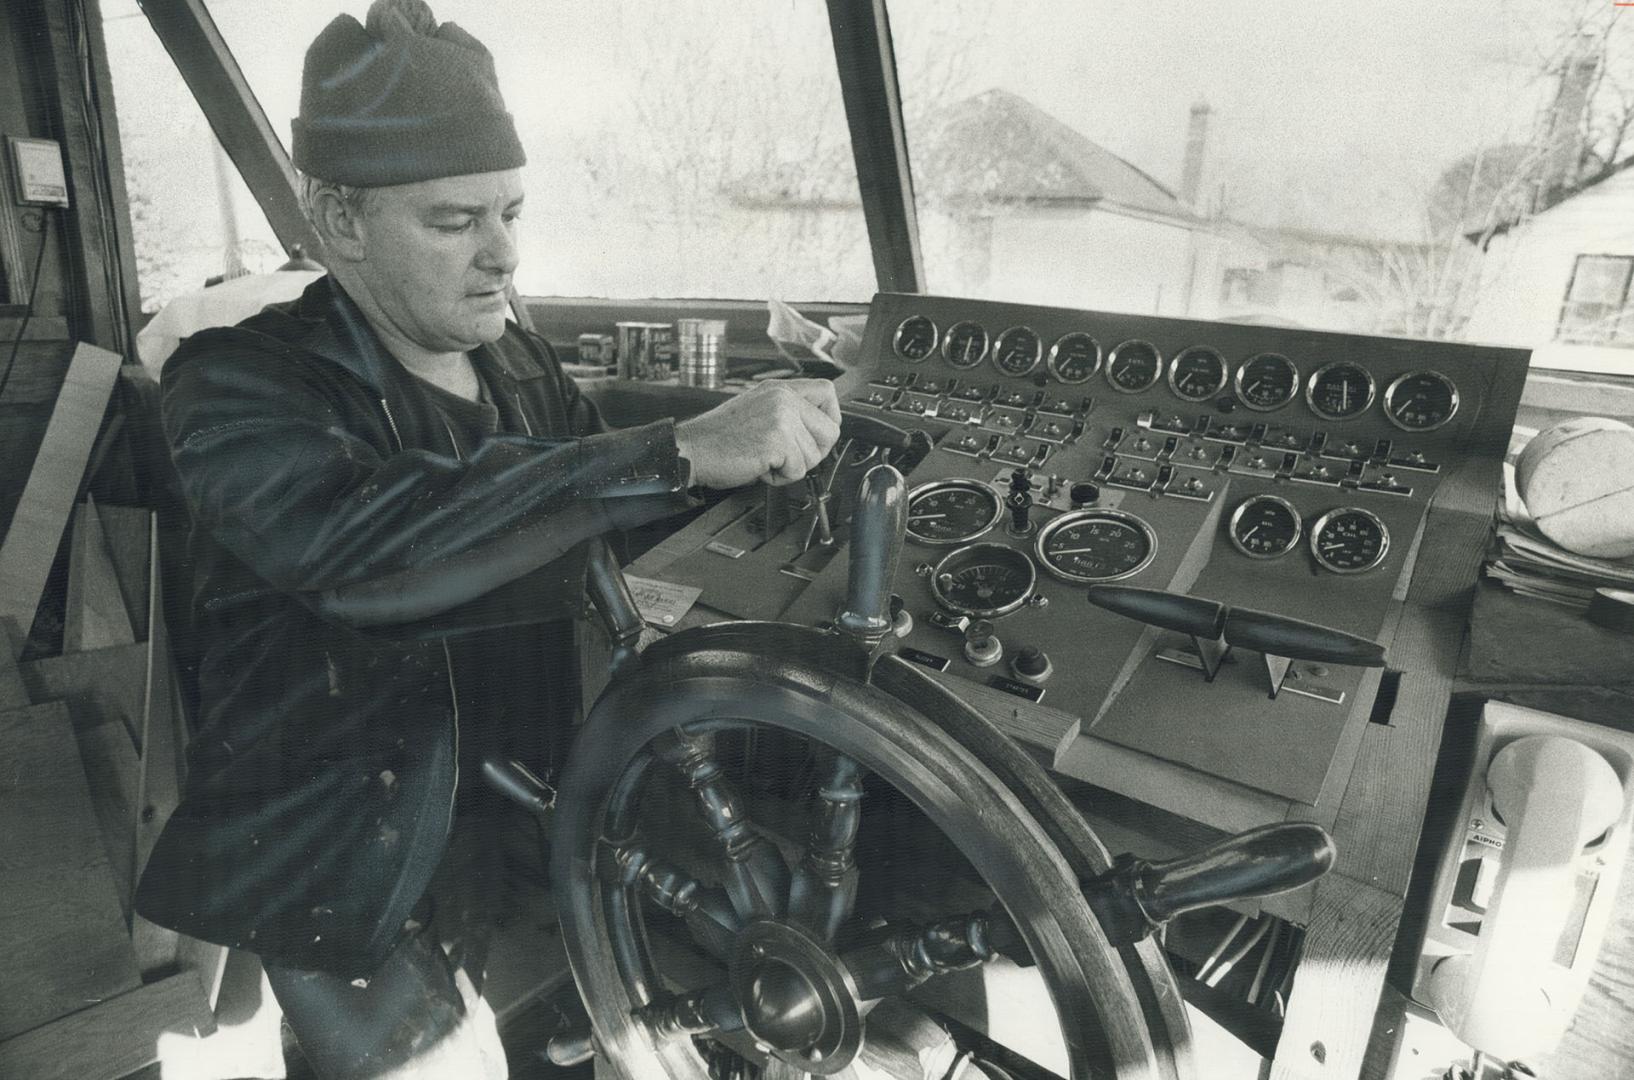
(1485, 456, 1634, 609)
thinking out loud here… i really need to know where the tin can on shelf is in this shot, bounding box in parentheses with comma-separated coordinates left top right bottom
(676, 318, 727, 389)
(576, 333, 616, 367)
(613, 321, 673, 380)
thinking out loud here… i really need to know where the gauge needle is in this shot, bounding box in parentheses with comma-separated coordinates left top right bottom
(1341, 382, 1350, 411)
(1050, 545, 1111, 555)
(1321, 542, 1346, 552)
(1242, 525, 1261, 541)
(909, 513, 948, 520)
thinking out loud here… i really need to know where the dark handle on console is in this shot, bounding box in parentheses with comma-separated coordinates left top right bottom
(481, 756, 556, 818)
(585, 536, 644, 678)
(1222, 607, 1386, 667)
(1085, 584, 1225, 638)
(838, 408, 919, 454)
(1085, 823, 1336, 945)
(835, 464, 907, 648)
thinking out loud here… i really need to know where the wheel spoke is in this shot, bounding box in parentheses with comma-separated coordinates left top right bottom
(788, 748, 865, 941)
(635, 983, 746, 1041)
(655, 728, 792, 919)
(842, 909, 1025, 1001)
(607, 841, 743, 962)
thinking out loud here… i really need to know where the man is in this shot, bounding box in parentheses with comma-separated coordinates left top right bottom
(133, 1, 840, 1075)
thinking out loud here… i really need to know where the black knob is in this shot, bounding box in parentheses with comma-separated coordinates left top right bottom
(1008, 468, 1032, 495)
(1069, 482, 1100, 508)
(1006, 489, 1032, 535)
(1015, 646, 1049, 677)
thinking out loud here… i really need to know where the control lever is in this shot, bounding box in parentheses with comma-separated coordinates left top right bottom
(1086, 584, 1384, 701)
(481, 756, 556, 819)
(834, 464, 907, 650)
(585, 537, 644, 680)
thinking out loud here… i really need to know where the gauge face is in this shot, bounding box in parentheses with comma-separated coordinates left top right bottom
(1228, 494, 1303, 559)
(1047, 332, 1102, 384)
(941, 321, 991, 369)
(1234, 353, 1299, 412)
(1106, 340, 1163, 393)
(1383, 370, 1459, 431)
(1310, 507, 1389, 574)
(930, 543, 1037, 617)
(1168, 346, 1229, 402)
(1035, 509, 1157, 583)
(1305, 361, 1377, 420)
(992, 326, 1043, 377)
(893, 316, 938, 362)
(906, 480, 1003, 546)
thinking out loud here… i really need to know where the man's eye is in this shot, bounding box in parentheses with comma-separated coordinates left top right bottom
(435, 220, 475, 234)
(502, 211, 522, 225)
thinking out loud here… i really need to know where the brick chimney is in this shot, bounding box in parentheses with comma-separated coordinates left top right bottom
(1180, 99, 1212, 211)
(1537, 39, 1600, 211)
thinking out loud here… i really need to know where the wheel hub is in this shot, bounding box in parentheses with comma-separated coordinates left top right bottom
(730, 920, 863, 1074)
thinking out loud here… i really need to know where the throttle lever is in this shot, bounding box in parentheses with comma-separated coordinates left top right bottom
(1086, 584, 1385, 698)
(834, 464, 907, 650)
(1084, 822, 1336, 947)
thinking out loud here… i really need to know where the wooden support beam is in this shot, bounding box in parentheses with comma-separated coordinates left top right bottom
(0, 971, 215, 1080)
(0, 341, 122, 657)
(136, 0, 319, 258)
(825, 0, 925, 294)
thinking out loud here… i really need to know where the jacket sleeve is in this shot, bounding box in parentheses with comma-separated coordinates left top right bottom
(161, 330, 695, 627)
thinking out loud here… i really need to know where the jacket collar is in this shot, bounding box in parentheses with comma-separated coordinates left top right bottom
(288, 275, 549, 393)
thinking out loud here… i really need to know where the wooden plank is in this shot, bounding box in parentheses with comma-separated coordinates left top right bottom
(75, 713, 140, 919)
(0, 701, 142, 1041)
(0, 971, 215, 1080)
(0, 342, 122, 658)
(0, 620, 26, 710)
(93, 503, 152, 642)
(1270, 878, 1401, 1080)
(19, 641, 148, 750)
(64, 497, 137, 652)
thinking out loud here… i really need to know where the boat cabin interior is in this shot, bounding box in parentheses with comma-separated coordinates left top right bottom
(1, 1, 1632, 1079)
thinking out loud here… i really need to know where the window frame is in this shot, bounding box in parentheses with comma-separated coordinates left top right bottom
(1556, 254, 1634, 347)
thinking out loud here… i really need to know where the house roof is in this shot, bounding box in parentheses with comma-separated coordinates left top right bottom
(914, 89, 1195, 219)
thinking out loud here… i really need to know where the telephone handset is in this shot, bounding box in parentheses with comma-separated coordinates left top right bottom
(1412, 703, 1634, 1064)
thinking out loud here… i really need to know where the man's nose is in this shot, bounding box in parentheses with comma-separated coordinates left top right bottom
(476, 218, 519, 276)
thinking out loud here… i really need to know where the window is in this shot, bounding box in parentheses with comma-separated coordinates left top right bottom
(1558, 255, 1634, 345)
(886, 0, 1632, 368)
(205, 0, 875, 303)
(101, 0, 286, 313)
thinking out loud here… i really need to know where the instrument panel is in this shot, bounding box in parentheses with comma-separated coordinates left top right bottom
(664, 292, 1529, 838)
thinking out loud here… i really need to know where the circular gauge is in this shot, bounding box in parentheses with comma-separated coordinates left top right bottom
(1234, 353, 1299, 412)
(1168, 346, 1229, 402)
(1046, 332, 1102, 384)
(906, 479, 1004, 546)
(941, 321, 991, 369)
(992, 326, 1043, 377)
(1305, 361, 1376, 420)
(1035, 508, 1157, 584)
(1228, 494, 1303, 559)
(1309, 507, 1390, 574)
(930, 543, 1037, 617)
(1383, 370, 1459, 432)
(1106, 340, 1163, 393)
(893, 316, 938, 362)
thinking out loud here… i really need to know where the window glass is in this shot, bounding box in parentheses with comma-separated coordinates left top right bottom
(888, 0, 1633, 373)
(101, 0, 287, 313)
(206, 0, 875, 303)
(1558, 255, 1633, 344)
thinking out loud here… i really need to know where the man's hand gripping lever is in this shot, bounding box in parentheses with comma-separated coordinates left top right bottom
(674, 377, 843, 489)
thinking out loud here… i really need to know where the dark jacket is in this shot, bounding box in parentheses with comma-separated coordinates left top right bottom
(135, 276, 693, 976)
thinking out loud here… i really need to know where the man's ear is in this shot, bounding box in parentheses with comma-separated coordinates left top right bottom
(312, 189, 368, 264)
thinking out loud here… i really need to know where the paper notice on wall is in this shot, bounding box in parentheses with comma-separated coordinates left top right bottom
(623, 574, 703, 627)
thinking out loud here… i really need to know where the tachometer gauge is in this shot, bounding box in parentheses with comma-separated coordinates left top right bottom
(1228, 494, 1303, 559)
(1234, 353, 1299, 412)
(1305, 361, 1376, 421)
(1168, 346, 1229, 402)
(930, 543, 1037, 617)
(906, 479, 1003, 546)
(1106, 340, 1163, 393)
(942, 321, 990, 369)
(992, 326, 1042, 377)
(1047, 332, 1102, 384)
(1035, 508, 1157, 583)
(1383, 370, 1458, 431)
(893, 316, 938, 362)
(1309, 507, 1389, 574)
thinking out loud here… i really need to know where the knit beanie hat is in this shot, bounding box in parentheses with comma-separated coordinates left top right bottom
(291, 0, 525, 187)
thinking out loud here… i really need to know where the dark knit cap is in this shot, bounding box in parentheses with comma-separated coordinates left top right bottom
(291, 0, 525, 186)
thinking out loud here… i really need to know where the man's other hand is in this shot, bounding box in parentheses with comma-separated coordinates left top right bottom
(675, 379, 842, 488)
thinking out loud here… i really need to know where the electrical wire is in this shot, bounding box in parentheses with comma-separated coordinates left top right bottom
(0, 220, 52, 407)
(1205, 916, 1270, 988)
(1246, 920, 1281, 1003)
(1195, 912, 1249, 984)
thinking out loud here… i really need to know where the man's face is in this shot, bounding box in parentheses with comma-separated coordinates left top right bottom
(351, 169, 525, 353)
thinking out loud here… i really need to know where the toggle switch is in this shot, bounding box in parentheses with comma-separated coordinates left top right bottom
(1012, 645, 1052, 686)
(963, 619, 1002, 667)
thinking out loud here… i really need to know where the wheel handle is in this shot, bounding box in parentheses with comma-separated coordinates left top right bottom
(833, 463, 907, 650)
